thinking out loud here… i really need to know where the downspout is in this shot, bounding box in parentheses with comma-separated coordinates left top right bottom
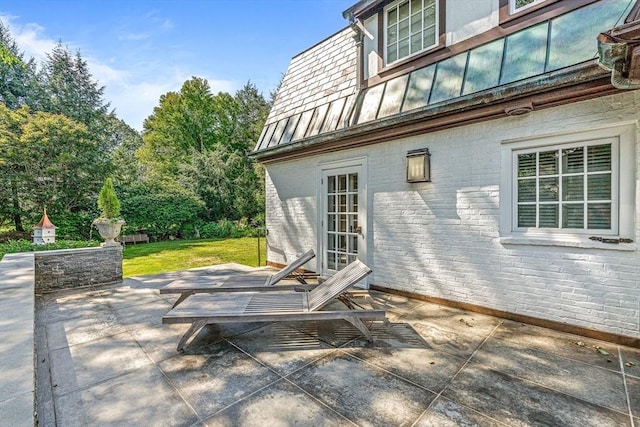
(345, 12, 366, 126)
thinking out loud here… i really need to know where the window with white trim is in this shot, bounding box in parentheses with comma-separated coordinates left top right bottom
(514, 139, 618, 233)
(500, 122, 636, 248)
(510, 0, 546, 14)
(385, 0, 438, 65)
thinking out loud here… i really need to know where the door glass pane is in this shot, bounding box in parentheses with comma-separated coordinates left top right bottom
(349, 174, 358, 192)
(349, 194, 358, 212)
(349, 214, 358, 232)
(350, 236, 358, 254)
(327, 195, 335, 213)
(328, 176, 336, 193)
(338, 195, 347, 212)
(339, 216, 347, 232)
(327, 252, 336, 270)
(562, 204, 584, 228)
(328, 214, 336, 232)
(325, 171, 360, 272)
(338, 175, 347, 192)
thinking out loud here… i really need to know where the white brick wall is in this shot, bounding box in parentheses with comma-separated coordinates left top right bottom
(264, 91, 640, 339)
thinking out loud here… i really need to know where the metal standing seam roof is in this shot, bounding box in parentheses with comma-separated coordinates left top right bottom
(253, 0, 633, 155)
(254, 27, 358, 152)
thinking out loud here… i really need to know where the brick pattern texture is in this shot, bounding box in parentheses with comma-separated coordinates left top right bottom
(264, 91, 640, 339)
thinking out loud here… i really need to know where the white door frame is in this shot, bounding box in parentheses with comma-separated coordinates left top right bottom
(317, 157, 368, 286)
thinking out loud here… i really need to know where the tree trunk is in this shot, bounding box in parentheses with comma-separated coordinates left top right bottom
(11, 180, 23, 232)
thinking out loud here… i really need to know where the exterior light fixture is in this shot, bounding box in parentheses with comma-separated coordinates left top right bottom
(406, 148, 430, 183)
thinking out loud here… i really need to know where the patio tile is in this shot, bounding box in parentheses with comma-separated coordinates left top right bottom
(130, 323, 191, 363)
(0, 392, 34, 427)
(228, 323, 340, 375)
(368, 290, 425, 320)
(98, 286, 169, 309)
(628, 375, 640, 418)
(111, 297, 172, 331)
(413, 396, 508, 427)
(407, 319, 493, 359)
(42, 294, 110, 324)
(158, 342, 280, 419)
(472, 336, 628, 412)
(621, 346, 640, 378)
(493, 320, 621, 370)
(288, 351, 436, 427)
(343, 345, 466, 394)
(340, 321, 432, 349)
(203, 379, 354, 427)
(287, 319, 371, 347)
(442, 365, 631, 426)
(45, 310, 125, 350)
(49, 331, 152, 396)
(54, 364, 198, 426)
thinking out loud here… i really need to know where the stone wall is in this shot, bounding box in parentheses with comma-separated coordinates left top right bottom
(34, 246, 123, 292)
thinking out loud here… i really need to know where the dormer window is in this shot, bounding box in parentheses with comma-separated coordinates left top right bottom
(510, 0, 546, 14)
(385, 0, 438, 65)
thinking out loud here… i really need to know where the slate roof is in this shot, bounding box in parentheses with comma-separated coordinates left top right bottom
(254, 27, 358, 151)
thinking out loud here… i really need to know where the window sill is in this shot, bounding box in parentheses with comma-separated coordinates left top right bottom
(499, 235, 637, 251)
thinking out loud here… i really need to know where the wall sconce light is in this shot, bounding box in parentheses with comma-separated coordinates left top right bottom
(406, 148, 430, 182)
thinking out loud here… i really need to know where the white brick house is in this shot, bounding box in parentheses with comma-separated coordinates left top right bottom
(252, 0, 640, 345)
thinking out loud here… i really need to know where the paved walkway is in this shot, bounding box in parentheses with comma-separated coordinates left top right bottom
(35, 264, 639, 426)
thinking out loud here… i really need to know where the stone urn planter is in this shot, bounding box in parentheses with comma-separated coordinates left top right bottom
(94, 178, 125, 247)
(93, 218, 126, 247)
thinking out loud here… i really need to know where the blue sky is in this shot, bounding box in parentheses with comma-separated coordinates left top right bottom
(0, 0, 355, 130)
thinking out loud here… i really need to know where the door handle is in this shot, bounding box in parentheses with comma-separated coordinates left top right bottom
(355, 226, 362, 234)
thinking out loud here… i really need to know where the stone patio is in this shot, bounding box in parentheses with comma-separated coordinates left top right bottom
(34, 264, 640, 426)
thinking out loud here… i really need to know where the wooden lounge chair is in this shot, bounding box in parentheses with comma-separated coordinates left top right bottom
(162, 259, 386, 351)
(161, 249, 316, 308)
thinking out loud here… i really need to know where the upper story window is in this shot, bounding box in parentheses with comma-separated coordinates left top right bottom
(385, 0, 438, 65)
(510, 0, 546, 14)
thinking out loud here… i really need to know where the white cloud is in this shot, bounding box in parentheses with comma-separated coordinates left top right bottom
(117, 32, 149, 41)
(0, 14, 239, 132)
(0, 14, 56, 62)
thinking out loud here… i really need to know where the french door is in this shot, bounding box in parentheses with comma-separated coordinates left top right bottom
(319, 159, 367, 281)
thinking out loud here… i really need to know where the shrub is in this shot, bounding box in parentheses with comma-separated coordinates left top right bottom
(0, 239, 100, 260)
(97, 178, 122, 220)
(119, 183, 204, 240)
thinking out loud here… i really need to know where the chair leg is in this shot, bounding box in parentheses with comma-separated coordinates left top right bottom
(177, 320, 207, 351)
(344, 315, 374, 341)
(171, 292, 193, 308)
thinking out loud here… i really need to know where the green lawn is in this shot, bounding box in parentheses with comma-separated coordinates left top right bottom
(123, 237, 267, 277)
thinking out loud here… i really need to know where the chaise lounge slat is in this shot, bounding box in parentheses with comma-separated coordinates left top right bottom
(160, 249, 315, 307)
(162, 259, 385, 351)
